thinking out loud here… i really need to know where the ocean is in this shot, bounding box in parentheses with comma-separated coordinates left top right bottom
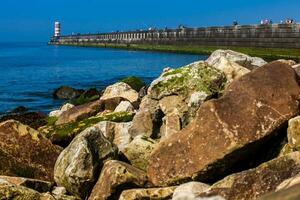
(0, 42, 206, 114)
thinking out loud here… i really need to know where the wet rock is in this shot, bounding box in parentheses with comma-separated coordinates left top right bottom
(54, 126, 118, 199)
(206, 49, 267, 70)
(197, 152, 300, 200)
(0, 176, 53, 193)
(49, 103, 75, 118)
(288, 116, 300, 151)
(0, 120, 62, 182)
(88, 160, 148, 200)
(119, 187, 176, 200)
(11, 106, 28, 113)
(101, 82, 139, 104)
(0, 111, 47, 130)
(53, 86, 83, 100)
(123, 135, 157, 171)
(172, 182, 210, 200)
(0, 178, 41, 199)
(114, 101, 135, 113)
(148, 61, 300, 186)
(56, 97, 124, 125)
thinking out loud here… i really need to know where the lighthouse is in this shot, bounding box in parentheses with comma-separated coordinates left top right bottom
(54, 21, 61, 37)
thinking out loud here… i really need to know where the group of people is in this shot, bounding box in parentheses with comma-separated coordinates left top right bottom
(232, 18, 296, 26)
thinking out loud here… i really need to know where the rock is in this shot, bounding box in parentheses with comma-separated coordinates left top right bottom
(172, 182, 210, 200)
(148, 61, 300, 186)
(96, 121, 116, 142)
(120, 76, 146, 92)
(277, 59, 297, 66)
(276, 173, 300, 191)
(119, 187, 177, 200)
(206, 49, 267, 70)
(161, 112, 181, 140)
(196, 152, 300, 200)
(148, 61, 226, 100)
(123, 135, 157, 171)
(88, 160, 148, 200)
(138, 86, 148, 100)
(0, 178, 41, 199)
(0, 111, 47, 130)
(70, 88, 101, 106)
(129, 96, 161, 138)
(292, 64, 300, 77)
(41, 111, 134, 147)
(288, 116, 300, 151)
(114, 101, 135, 113)
(279, 143, 295, 157)
(52, 186, 67, 198)
(49, 103, 75, 118)
(113, 122, 133, 151)
(54, 126, 118, 199)
(0, 120, 62, 182)
(0, 176, 53, 193)
(259, 183, 300, 200)
(206, 55, 251, 83)
(11, 106, 28, 113)
(101, 82, 139, 104)
(53, 86, 83, 100)
(56, 97, 124, 125)
(188, 92, 209, 108)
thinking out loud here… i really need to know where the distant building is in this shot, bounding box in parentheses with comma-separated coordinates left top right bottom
(54, 21, 61, 37)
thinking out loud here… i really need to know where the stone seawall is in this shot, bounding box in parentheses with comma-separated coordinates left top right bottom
(50, 24, 300, 49)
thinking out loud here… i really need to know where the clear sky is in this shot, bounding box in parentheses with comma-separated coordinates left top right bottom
(0, 0, 299, 42)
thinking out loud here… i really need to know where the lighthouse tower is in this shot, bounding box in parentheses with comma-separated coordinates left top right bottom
(54, 21, 61, 37)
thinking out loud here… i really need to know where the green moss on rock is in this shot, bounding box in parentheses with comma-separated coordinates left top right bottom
(150, 62, 226, 100)
(120, 76, 145, 92)
(70, 94, 100, 106)
(43, 112, 135, 145)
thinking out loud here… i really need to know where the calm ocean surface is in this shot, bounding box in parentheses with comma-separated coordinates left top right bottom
(0, 42, 206, 114)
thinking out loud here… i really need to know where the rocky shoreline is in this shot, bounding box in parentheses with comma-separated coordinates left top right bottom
(1, 50, 300, 199)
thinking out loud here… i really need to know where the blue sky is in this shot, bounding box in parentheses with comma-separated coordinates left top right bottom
(0, 0, 299, 42)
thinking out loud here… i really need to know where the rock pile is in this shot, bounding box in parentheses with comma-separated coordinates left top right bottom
(1, 50, 300, 200)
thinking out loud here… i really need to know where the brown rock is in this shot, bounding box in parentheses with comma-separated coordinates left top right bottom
(259, 183, 300, 200)
(148, 61, 300, 186)
(0, 120, 62, 182)
(88, 160, 148, 200)
(288, 116, 300, 151)
(56, 97, 124, 125)
(197, 152, 300, 200)
(119, 187, 176, 200)
(0, 176, 53, 193)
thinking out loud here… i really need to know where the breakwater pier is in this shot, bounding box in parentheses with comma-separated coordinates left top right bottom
(50, 24, 300, 49)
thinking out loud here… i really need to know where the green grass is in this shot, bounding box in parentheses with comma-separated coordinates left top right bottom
(56, 42, 300, 61)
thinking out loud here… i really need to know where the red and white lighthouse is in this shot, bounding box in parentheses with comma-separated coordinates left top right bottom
(54, 21, 61, 37)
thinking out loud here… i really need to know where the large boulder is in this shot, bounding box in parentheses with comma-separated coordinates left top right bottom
(53, 86, 83, 100)
(123, 135, 157, 171)
(119, 187, 177, 200)
(129, 96, 162, 138)
(287, 116, 300, 151)
(100, 82, 139, 104)
(206, 49, 267, 70)
(130, 62, 226, 139)
(172, 182, 210, 200)
(114, 101, 135, 113)
(196, 152, 300, 200)
(0, 111, 47, 130)
(88, 160, 148, 200)
(148, 61, 300, 186)
(148, 61, 225, 101)
(54, 126, 118, 199)
(0, 120, 62, 182)
(0, 178, 41, 200)
(56, 97, 125, 125)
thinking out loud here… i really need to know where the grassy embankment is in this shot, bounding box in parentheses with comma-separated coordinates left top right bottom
(59, 42, 300, 61)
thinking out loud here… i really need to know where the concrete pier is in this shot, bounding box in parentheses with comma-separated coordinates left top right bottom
(49, 24, 300, 49)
